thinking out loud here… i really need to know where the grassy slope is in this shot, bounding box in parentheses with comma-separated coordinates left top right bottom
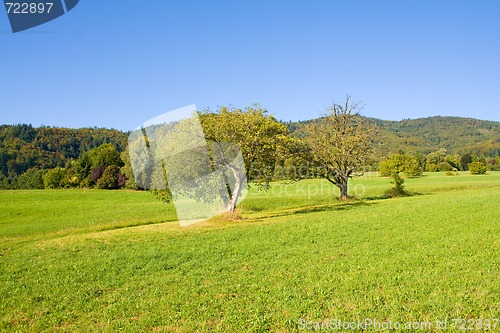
(0, 173, 499, 332)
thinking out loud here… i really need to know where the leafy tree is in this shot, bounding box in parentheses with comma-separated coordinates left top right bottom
(73, 153, 93, 183)
(468, 162, 487, 175)
(302, 96, 377, 200)
(427, 164, 436, 172)
(426, 148, 447, 168)
(488, 157, 500, 171)
(460, 153, 472, 171)
(445, 154, 461, 170)
(413, 151, 427, 174)
(201, 105, 292, 212)
(87, 144, 124, 169)
(119, 148, 137, 190)
(96, 165, 121, 189)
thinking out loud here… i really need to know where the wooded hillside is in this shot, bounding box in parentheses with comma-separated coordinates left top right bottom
(0, 124, 127, 178)
(288, 116, 500, 157)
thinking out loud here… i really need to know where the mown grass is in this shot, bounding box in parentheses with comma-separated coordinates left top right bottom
(0, 172, 499, 332)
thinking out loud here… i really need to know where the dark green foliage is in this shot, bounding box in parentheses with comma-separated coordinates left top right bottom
(96, 165, 121, 189)
(468, 162, 487, 175)
(61, 169, 80, 188)
(73, 153, 93, 182)
(120, 148, 137, 190)
(488, 157, 500, 171)
(79, 176, 94, 188)
(460, 153, 473, 170)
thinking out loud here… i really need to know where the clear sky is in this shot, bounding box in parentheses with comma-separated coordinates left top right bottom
(1, 0, 499, 130)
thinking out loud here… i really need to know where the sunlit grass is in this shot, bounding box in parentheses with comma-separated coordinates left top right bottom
(0, 172, 499, 332)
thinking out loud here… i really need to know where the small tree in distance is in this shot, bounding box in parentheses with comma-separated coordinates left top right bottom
(379, 152, 421, 197)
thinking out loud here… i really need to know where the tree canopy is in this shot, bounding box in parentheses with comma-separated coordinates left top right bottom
(302, 96, 377, 200)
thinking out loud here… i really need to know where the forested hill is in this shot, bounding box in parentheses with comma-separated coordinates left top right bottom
(0, 124, 128, 178)
(289, 116, 500, 157)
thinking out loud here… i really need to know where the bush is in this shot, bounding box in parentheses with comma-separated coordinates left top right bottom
(151, 189, 172, 203)
(427, 163, 437, 172)
(17, 168, 45, 189)
(383, 187, 410, 198)
(61, 169, 80, 188)
(43, 167, 66, 189)
(468, 162, 487, 175)
(91, 166, 106, 183)
(446, 171, 458, 176)
(80, 175, 94, 188)
(436, 162, 453, 172)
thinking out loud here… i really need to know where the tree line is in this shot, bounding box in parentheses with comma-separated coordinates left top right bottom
(1, 99, 499, 200)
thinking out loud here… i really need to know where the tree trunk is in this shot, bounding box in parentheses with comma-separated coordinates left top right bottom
(227, 172, 242, 214)
(339, 182, 348, 200)
(325, 175, 348, 200)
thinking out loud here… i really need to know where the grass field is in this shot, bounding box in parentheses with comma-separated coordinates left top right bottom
(1, 172, 499, 332)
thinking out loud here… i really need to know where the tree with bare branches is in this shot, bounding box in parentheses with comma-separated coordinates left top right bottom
(303, 96, 377, 200)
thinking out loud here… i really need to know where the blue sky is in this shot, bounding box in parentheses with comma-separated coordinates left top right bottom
(1, 0, 499, 130)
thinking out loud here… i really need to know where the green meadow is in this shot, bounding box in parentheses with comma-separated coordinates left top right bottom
(1, 172, 499, 332)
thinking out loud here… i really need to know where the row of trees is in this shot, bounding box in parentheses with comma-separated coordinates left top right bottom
(424, 148, 500, 172)
(378, 151, 492, 196)
(2, 98, 497, 208)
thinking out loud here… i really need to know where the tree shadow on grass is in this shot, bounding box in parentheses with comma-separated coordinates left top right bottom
(364, 190, 424, 201)
(248, 200, 377, 221)
(292, 200, 374, 215)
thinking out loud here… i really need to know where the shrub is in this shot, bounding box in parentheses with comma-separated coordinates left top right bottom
(446, 171, 458, 176)
(17, 168, 45, 189)
(468, 162, 487, 175)
(91, 166, 106, 183)
(436, 162, 453, 172)
(427, 163, 437, 172)
(80, 175, 94, 188)
(43, 167, 66, 189)
(117, 173, 127, 188)
(151, 189, 172, 203)
(61, 169, 80, 188)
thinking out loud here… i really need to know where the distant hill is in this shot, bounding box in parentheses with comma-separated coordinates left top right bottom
(288, 116, 500, 157)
